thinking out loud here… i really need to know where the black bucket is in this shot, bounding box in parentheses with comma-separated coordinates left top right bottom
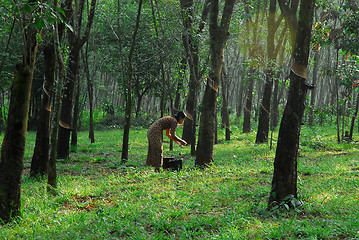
(163, 157, 182, 171)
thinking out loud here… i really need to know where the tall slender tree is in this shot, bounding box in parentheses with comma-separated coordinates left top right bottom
(181, 0, 210, 154)
(268, 0, 316, 209)
(57, 0, 96, 159)
(242, 5, 265, 134)
(221, 65, 230, 141)
(0, 1, 40, 222)
(30, 0, 71, 178)
(256, 0, 285, 143)
(48, 20, 65, 193)
(121, 0, 143, 163)
(308, 47, 320, 126)
(195, 0, 235, 167)
(30, 34, 55, 177)
(82, 44, 95, 143)
(243, 69, 255, 133)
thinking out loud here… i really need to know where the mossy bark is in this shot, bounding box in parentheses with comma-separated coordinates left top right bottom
(0, 61, 37, 221)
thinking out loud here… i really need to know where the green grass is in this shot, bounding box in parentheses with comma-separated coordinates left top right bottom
(1, 124, 359, 239)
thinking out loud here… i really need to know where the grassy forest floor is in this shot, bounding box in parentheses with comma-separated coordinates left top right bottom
(1, 124, 359, 239)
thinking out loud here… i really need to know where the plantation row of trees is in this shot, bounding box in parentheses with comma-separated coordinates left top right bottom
(0, 0, 358, 223)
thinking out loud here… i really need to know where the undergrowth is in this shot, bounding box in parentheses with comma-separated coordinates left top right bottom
(1, 124, 359, 239)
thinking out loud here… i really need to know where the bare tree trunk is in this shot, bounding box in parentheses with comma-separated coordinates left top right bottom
(271, 77, 280, 130)
(121, 0, 143, 163)
(268, 0, 316, 209)
(221, 67, 230, 141)
(48, 23, 65, 193)
(174, 57, 186, 111)
(71, 76, 81, 148)
(82, 46, 95, 143)
(308, 47, 320, 126)
(195, 0, 235, 167)
(30, 40, 55, 177)
(57, 0, 97, 159)
(181, 0, 210, 152)
(349, 93, 359, 141)
(243, 71, 255, 133)
(256, 0, 285, 143)
(236, 76, 245, 118)
(334, 49, 341, 143)
(256, 71, 273, 143)
(0, 15, 39, 221)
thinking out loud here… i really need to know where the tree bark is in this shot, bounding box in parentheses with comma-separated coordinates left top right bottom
(257, 0, 288, 143)
(82, 46, 95, 143)
(256, 71, 273, 143)
(221, 67, 230, 141)
(57, 0, 96, 159)
(349, 93, 359, 141)
(71, 75, 81, 148)
(271, 77, 280, 130)
(268, 0, 316, 208)
(48, 22, 65, 192)
(0, 18, 38, 221)
(256, 0, 283, 143)
(195, 0, 235, 167)
(243, 71, 255, 133)
(30, 41, 55, 177)
(174, 57, 186, 111)
(308, 48, 320, 126)
(181, 0, 210, 150)
(121, 0, 143, 162)
(236, 75, 245, 118)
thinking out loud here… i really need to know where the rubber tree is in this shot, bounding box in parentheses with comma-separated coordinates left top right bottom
(48, 20, 65, 193)
(242, 5, 266, 134)
(30, 37, 55, 177)
(268, 0, 316, 209)
(0, 0, 40, 222)
(195, 0, 235, 167)
(256, 0, 286, 143)
(121, 0, 143, 163)
(30, 0, 70, 177)
(57, 0, 96, 159)
(180, 0, 210, 154)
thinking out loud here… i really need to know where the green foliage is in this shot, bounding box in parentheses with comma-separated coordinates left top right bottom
(1, 124, 359, 238)
(341, 12, 359, 55)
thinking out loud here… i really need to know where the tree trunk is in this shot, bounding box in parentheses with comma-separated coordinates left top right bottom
(334, 49, 341, 143)
(271, 78, 280, 130)
(181, 0, 210, 148)
(57, 0, 97, 159)
(256, 71, 273, 143)
(236, 73, 245, 118)
(57, 47, 80, 158)
(349, 93, 359, 141)
(174, 57, 186, 111)
(48, 23, 65, 193)
(268, 0, 316, 209)
(256, 0, 283, 143)
(121, 0, 143, 163)
(71, 75, 81, 148)
(0, 23, 38, 221)
(83, 47, 95, 143)
(195, 0, 235, 167)
(30, 41, 55, 177)
(308, 48, 320, 126)
(221, 68, 230, 141)
(243, 72, 255, 133)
